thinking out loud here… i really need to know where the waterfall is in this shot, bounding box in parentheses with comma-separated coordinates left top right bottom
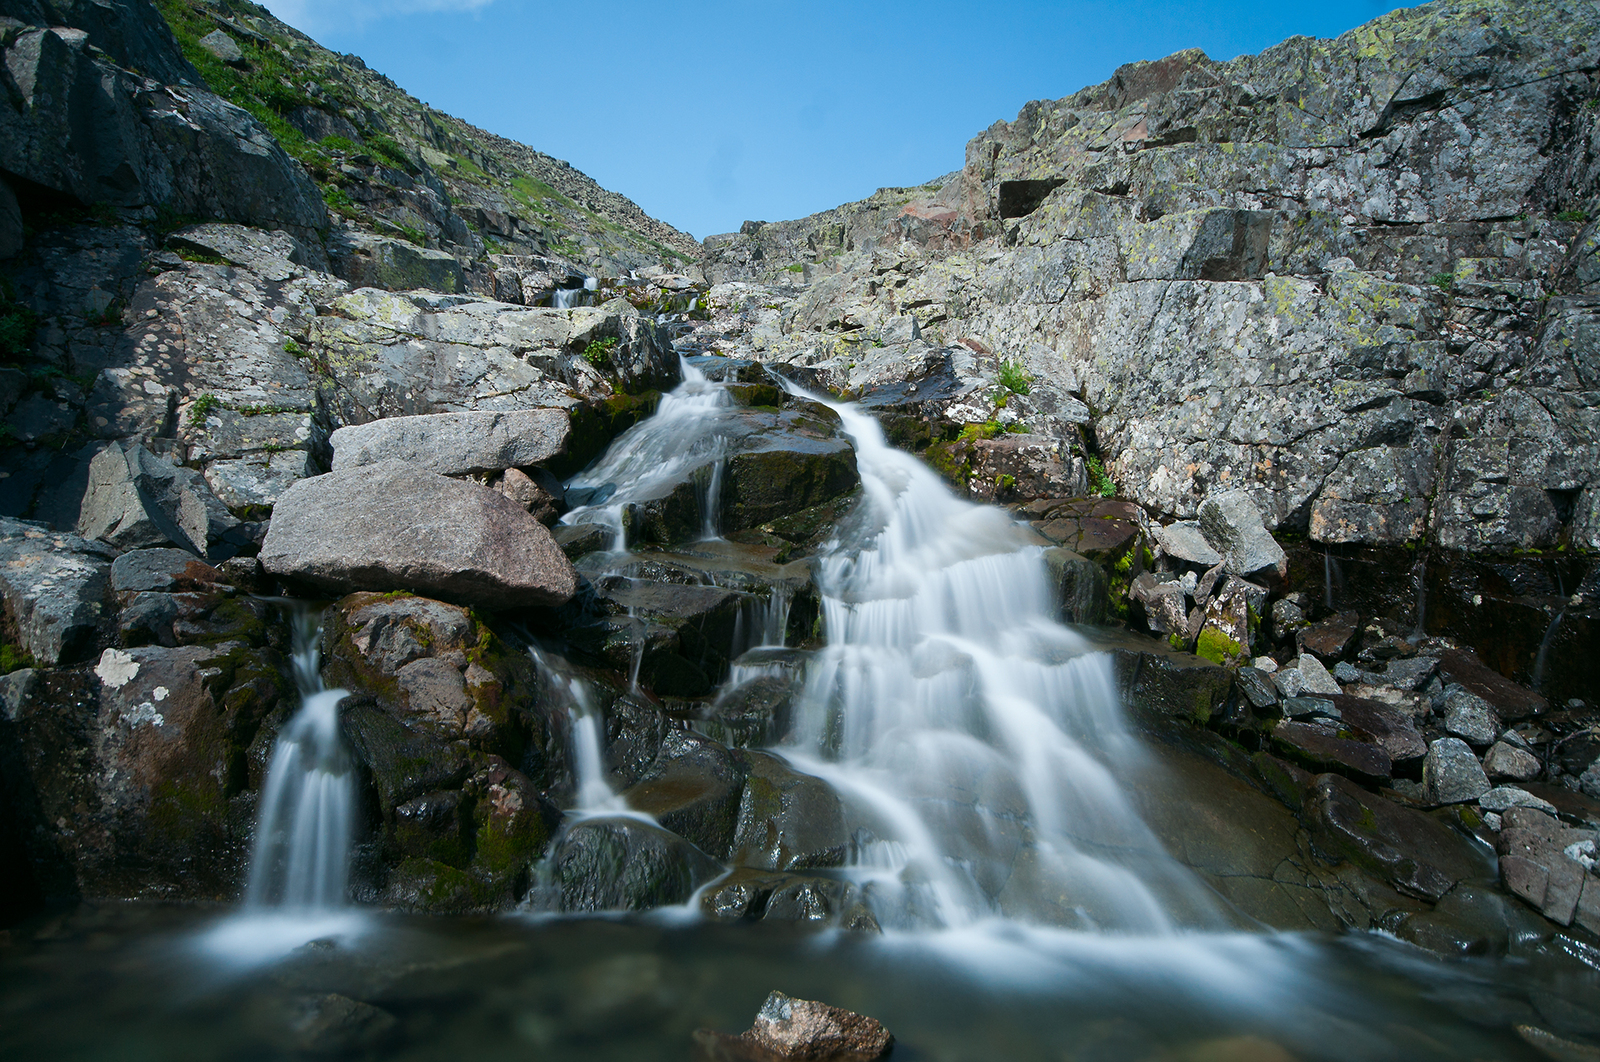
(527, 644, 647, 821)
(244, 608, 355, 910)
(561, 358, 734, 551)
(780, 397, 1219, 933)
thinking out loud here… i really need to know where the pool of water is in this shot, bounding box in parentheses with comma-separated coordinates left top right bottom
(3, 904, 1596, 1061)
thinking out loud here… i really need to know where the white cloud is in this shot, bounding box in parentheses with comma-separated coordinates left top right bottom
(263, 0, 496, 35)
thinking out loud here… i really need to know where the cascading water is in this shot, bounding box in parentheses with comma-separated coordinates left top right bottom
(244, 608, 355, 909)
(779, 396, 1220, 933)
(562, 358, 734, 550)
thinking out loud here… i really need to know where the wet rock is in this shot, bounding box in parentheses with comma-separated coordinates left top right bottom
(1390, 882, 1550, 959)
(340, 701, 471, 813)
(1438, 649, 1548, 721)
(1272, 720, 1390, 783)
(1298, 611, 1359, 662)
(1331, 695, 1427, 764)
(1028, 498, 1143, 561)
(696, 991, 893, 1062)
(0, 518, 114, 666)
(261, 462, 577, 609)
(1041, 547, 1108, 626)
(1374, 655, 1438, 692)
(78, 443, 243, 561)
(1271, 598, 1308, 642)
(701, 675, 795, 749)
(1442, 685, 1501, 746)
(1497, 807, 1600, 931)
(1196, 575, 1264, 664)
(1303, 773, 1487, 901)
(1152, 519, 1221, 566)
(1111, 644, 1234, 726)
(547, 816, 722, 912)
(1280, 696, 1338, 720)
(329, 409, 571, 476)
(1424, 737, 1492, 804)
(391, 790, 469, 867)
(1234, 667, 1279, 710)
(553, 523, 609, 560)
(730, 752, 848, 871)
(1197, 490, 1286, 580)
(624, 730, 748, 858)
(701, 868, 875, 929)
(1484, 741, 1542, 782)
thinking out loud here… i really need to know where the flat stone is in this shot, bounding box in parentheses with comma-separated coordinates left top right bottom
(1299, 610, 1359, 662)
(1377, 655, 1438, 691)
(1197, 489, 1287, 579)
(1152, 519, 1220, 566)
(1423, 737, 1491, 804)
(1272, 720, 1390, 783)
(1479, 786, 1557, 815)
(109, 548, 219, 594)
(329, 409, 571, 476)
(1235, 666, 1279, 709)
(1442, 685, 1500, 746)
(1303, 773, 1485, 901)
(1281, 696, 1337, 719)
(1331, 695, 1427, 763)
(1438, 649, 1548, 720)
(260, 461, 577, 609)
(1483, 741, 1541, 782)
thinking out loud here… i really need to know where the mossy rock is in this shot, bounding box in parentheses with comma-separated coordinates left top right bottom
(547, 816, 722, 912)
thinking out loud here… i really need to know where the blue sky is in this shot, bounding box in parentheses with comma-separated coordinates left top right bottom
(262, 0, 1406, 240)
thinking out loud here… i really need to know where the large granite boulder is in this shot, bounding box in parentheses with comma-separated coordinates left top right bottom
(329, 409, 571, 475)
(260, 462, 577, 609)
(0, 517, 114, 666)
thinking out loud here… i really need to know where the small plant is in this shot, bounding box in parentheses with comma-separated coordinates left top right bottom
(321, 183, 357, 217)
(1, 640, 35, 673)
(582, 336, 618, 367)
(998, 359, 1033, 395)
(86, 299, 123, 327)
(88, 201, 119, 225)
(394, 224, 427, 247)
(1429, 271, 1455, 291)
(368, 135, 417, 174)
(319, 135, 358, 154)
(1087, 456, 1116, 497)
(785, 263, 805, 273)
(189, 393, 221, 425)
(1557, 209, 1591, 224)
(176, 248, 229, 266)
(284, 338, 307, 357)
(0, 282, 38, 360)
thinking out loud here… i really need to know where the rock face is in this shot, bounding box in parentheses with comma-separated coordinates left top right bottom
(330, 409, 571, 475)
(700, 0, 1600, 555)
(0, 5, 326, 233)
(260, 463, 576, 609)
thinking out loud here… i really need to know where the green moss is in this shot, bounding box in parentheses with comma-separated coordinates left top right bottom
(1195, 627, 1242, 665)
(1356, 806, 1378, 833)
(1, 641, 35, 673)
(0, 281, 38, 361)
(176, 248, 229, 265)
(785, 263, 805, 273)
(1087, 456, 1117, 498)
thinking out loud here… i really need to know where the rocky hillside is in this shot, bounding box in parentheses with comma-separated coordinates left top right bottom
(703, 0, 1600, 559)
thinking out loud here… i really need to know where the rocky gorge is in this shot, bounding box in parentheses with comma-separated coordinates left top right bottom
(1, 0, 1600, 1059)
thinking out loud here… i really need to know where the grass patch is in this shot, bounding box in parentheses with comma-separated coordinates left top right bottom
(1429, 271, 1455, 291)
(189, 393, 221, 425)
(1087, 456, 1116, 497)
(1557, 209, 1590, 224)
(998, 359, 1032, 395)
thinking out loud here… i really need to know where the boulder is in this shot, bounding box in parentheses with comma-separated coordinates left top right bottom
(260, 462, 577, 609)
(1041, 547, 1108, 626)
(1197, 490, 1286, 580)
(78, 443, 244, 560)
(1129, 573, 1188, 636)
(1437, 649, 1548, 721)
(1295, 654, 1343, 696)
(1303, 773, 1487, 902)
(328, 232, 465, 293)
(197, 30, 243, 65)
(1234, 667, 1279, 710)
(0, 518, 114, 665)
(1152, 519, 1221, 566)
(1272, 720, 1390, 784)
(1497, 807, 1600, 931)
(1442, 686, 1501, 746)
(329, 409, 571, 476)
(1330, 695, 1427, 764)
(1479, 786, 1557, 815)
(1483, 741, 1541, 782)
(1423, 737, 1492, 804)
(1298, 611, 1359, 662)
(623, 730, 748, 859)
(109, 548, 220, 595)
(729, 752, 848, 872)
(546, 816, 722, 912)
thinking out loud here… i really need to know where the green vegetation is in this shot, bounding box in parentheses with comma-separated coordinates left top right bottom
(1557, 209, 1591, 224)
(283, 338, 306, 357)
(393, 223, 427, 247)
(1196, 627, 1242, 665)
(369, 134, 417, 174)
(87, 299, 123, 327)
(0, 281, 38, 360)
(1, 641, 34, 673)
(321, 183, 357, 218)
(785, 263, 805, 273)
(1429, 271, 1455, 291)
(1087, 456, 1116, 497)
(319, 135, 358, 154)
(582, 336, 618, 367)
(998, 359, 1033, 395)
(176, 247, 229, 265)
(189, 393, 221, 424)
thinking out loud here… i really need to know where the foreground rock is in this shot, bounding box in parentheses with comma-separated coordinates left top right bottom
(260, 462, 576, 609)
(695, 991, 894, 1062)
(0, 518, 114, 666)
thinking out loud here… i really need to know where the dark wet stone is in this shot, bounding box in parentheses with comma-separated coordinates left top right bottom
(1298, 610, 1359, 662)
(1281, 696, 1339, 720)
(116, 591, 179, 647)
(392, 790, 469, 867)
(1438, 648, 1548, 721)
(549, 816, 722, 912)
(1517, 782, 1600, 829)
(553, 522, 610, 560)
(1235, 666, 1280, 710)
(1111, 643, 1234, 726)
(1303, 773, 1488, 901)
(1390, 882, 1550, 958)
(624, 730, 748, 859)
(109, 548, 221, 594)
(1330, 694, 1428, 763)
(341, 702, 471, 813)
(1272, 720, 1390, 783)
(701, 676, 796, 749)
(1042, 547, 1109, 626)
(730, 752, 847, 872)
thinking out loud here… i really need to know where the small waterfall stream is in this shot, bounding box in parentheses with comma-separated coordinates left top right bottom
(245, 608, 354, 910)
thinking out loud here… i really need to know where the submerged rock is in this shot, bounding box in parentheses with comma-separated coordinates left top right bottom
(261, 462, 577, 609)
